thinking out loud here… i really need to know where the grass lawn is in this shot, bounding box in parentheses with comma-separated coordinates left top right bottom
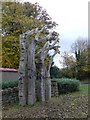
(68, 84, 88, 96)
(2, 85, 88, 119)
(79, 85, 88, 95)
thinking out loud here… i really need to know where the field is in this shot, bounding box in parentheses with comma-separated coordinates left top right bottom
(2, 85, 88, 119)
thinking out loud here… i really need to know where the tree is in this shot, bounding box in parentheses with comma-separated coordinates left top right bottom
(23, 2, 57, 30)
(62, 52, 76, 78)
(61, 38, 88, 80)
(2, 2, 60, 106)
(71, 38, 88, 80)
(2, 2, 32, 68)
(50, 66, 60, 79)
(2, 2, 58, 68)
(71, 38, 88, 53)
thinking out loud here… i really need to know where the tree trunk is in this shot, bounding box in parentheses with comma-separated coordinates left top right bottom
(45, 49, 59, 100)
(27, 40, 36, 105)
(18, 27, 52, 105)
(37, 55, 45, 101)
(45, 62, 51, 100)
(18, 35, 28, 106)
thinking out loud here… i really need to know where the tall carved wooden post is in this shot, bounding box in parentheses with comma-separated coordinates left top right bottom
(18, 27, 53, 105)
(18, 29, 38, 105)
(27, 28, 49, 104)
(27, 40, 37, 105)
(36, 42, 49, 101)
(18, 34, 28, 106)
(45, 46, 60, 100)
(36, 38, 60, 101)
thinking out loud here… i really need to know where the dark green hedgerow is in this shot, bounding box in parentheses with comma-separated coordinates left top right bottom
(0, 80, 18, 89)
(0, 78, 80, 94)
(52, 78, 80, 94)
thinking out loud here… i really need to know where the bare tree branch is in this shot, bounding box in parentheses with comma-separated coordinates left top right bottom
(35, 27, 45, 40)
(36, 41, 49, 57)
(36, 38, 60, 58)
(50, 47, 60, 61)
(46, 38, 59, 51)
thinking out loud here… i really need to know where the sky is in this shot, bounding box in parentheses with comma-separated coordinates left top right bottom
(22, 0, 88, 68)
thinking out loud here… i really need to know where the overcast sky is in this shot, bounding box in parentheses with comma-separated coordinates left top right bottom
(22, 0, 88, 68)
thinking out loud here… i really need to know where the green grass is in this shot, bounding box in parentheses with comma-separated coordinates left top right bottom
(79, 85, 88, 95)
(68, 85, 88, 96)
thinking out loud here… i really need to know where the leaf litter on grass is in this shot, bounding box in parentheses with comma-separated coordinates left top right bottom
(2, 92, 88, 119)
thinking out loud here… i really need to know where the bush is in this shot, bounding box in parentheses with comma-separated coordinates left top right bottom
(52, 78, 80, 94)
(58, 78, 80, 94)
(0, 80, 18, 89)
(51, 78, 60, 83)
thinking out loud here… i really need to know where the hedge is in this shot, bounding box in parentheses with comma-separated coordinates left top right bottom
(0, 80, 18, 89)
(52, 78, 80, 94)
(0, 78, 80, 94)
